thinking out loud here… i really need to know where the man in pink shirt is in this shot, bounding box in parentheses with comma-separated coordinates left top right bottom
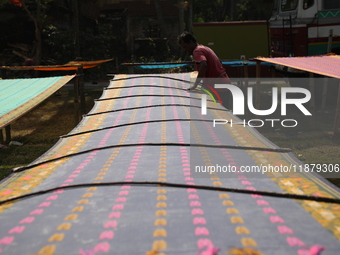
(177, 32, 231, 90)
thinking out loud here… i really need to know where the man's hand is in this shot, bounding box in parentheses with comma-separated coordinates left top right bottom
(187, 81, 203, 91)
(187, 86, 198, 91)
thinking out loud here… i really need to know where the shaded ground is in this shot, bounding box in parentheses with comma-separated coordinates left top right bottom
(0, 85, 103, 180)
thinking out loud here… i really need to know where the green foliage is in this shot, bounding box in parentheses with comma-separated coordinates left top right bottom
(0, 0, 57, 65)
(43, 22, 125, 79)
(235, 0, 272, 21)
(193, 0, 273, 22)
(193, 0, 228, 22)
(0, 0, 55, 20)
(80, 24, 125, 61)
(136, 38, 175, 63)
(0, 1, 7, 8)
(43, 25, 74, 63)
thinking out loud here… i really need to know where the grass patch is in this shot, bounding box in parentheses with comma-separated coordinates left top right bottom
(0, 87, 103, 180)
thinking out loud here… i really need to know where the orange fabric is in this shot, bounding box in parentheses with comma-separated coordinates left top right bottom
(1, 59, 113, 71)
(64, 59, 113, 66)
(35, 59, 113, 71)
(34, 65, 98, 71)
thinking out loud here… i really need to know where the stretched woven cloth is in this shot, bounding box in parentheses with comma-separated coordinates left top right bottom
(123, 61, 272, 70)
(0, 73, 339, 254)
(222, 60, 273, 67)
(135, 63, 193, 69)
(256, 54, 340, 78)
(123, 62, 194, 70)
(34, 59, 113, 71)
(0, 75, 75, 129)
(0, 59, 113, 71)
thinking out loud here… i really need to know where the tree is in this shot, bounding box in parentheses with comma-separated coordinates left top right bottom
(193, 0, 229, 22)
(193, 0, 273, 22)
(235, 0, 273, 21)
(153, 0, 178, 53)
(0, 0, 54, 65)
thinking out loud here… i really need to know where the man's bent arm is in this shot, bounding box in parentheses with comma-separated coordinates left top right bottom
(190, 60, 207, 90)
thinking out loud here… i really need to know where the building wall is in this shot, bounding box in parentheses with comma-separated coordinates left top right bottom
(193, 21, 270, 60)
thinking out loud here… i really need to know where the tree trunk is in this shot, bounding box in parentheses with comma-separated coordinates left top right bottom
(178, 0, 184, 33)
(34, 24, 42, 65)
(153, 0, 177, 53)
(74, 0, 81, 59)
(35, 0, 42, 65)
(187, 0, 193, 33)
(21, 0, 42, 65)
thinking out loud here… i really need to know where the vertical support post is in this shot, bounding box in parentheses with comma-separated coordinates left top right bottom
(321, 77, 328, 110)
(271, 66, 276, 78)
(244, 63, 249, 88)
(282, 18, 285, 55)
(333, 81, 340, 139)
(0, 128, 4, 144)
(256, 60, 261, 110)
(243, 63, 249, 120)
(309, 73, 315, 129)
(188, 0, 193, 32)
(115, 58, 119, 74)
(289, 14, 294, 56)
(1, 68, 8, 79)
(5, 125, 11, 144)
(74, 0, 81, 58)
(78, 66, 86, 114)
(230, 0, 234, 20)
(327, 29, 333, 54)
(74, 70, 80, 125)
(126, 17, 132, 59)
(178, 0, 184, 33)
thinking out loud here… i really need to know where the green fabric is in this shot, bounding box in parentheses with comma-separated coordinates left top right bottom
(0, 76, 74, 129)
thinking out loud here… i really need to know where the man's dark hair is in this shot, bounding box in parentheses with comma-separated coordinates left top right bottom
(178, 32, 197, 44)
